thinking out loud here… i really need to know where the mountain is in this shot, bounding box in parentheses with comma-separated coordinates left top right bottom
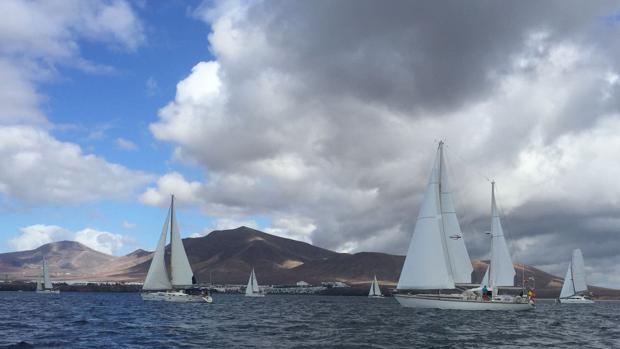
(1, 227, 618, 298)
(0, 241, 116, 279)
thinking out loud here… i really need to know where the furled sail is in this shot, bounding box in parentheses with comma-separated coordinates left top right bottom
(42, 258, 52, 289)
(489, 182, 516, 289)
(170, 196, 195, 288)
(438, 146, 473, 284)
(397, 143, 455, 290)
(142, 205, 173, 291)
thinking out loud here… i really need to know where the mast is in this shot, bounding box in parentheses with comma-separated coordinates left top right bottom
(489, 181, 494, 294)
(437, 142, 454, 282)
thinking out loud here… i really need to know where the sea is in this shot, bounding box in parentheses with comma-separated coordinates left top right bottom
(1, 292, 618, 348)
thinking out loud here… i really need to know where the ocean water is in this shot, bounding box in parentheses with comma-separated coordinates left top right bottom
(0, 292, 618, 348)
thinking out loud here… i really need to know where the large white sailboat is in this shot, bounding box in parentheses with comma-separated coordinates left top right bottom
(368, 275, 383, 298)
(141, 195, 212, 303)
(558, 249, 594, 304)
(245, 268, 265, 297)
(36, 258, 59, 294)
(393, 142, 533, 310)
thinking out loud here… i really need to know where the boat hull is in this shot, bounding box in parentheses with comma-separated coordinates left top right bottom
(141, 291, 212, 303)
(36, 289, 60, 294)
(368, 295, 385, 299)
(559, 296, 594, 304)
(245, 293, 265, 297)
(394, 294, 534, 311)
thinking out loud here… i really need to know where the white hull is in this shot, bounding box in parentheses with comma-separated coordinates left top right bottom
(141, 291, 212, 303)
(394, 294, 534, 311)
(245, 293, 265, 297)
(368, 295, 384, 299)
(36, 289, 60, 294)
(559, 296, 594, 304)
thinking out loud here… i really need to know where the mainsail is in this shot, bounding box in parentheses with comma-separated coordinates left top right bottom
(488, 182, 516, 291)
(439, 147, 473, 284)
(369, 276, 382, 296)
(560, 249, 588, 298)
(142, 195, 195, 291)
(170, 196, 195, 288)
(397, 142, 472, 290)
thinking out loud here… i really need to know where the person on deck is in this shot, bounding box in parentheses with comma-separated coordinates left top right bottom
(482, 285, 488, 301)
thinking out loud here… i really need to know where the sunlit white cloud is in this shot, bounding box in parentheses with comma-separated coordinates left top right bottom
(146, 0, 620, 288)
(8, 224, 135, 255)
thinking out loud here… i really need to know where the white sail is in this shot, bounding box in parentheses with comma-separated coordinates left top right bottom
(42, 258, 52, 289)
(560, 263, 573, 298)
(480, 265, 489, 287)
(252, 269, 260, 293)
(142, 205, 173, 291)
(560, 249, 588, 298)
(489, 182, 516, 289)
(369, 276, 382, 296)
(438, 146, 473, 284)
(571, 249, 588, 294)
(397, 144, 455, 290)
(246, 268, 260, 295)
(245, 270, 253, 295)
(170, 196, 195, 288)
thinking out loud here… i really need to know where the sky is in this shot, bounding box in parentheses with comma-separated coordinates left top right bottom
(1, 0, 620, 288)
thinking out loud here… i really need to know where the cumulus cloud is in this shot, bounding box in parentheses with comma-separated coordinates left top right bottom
(147, 1, 620, 287)
(8, 224, 70, 251)
(139, 172, 205, 207)
(8, 224, 135, 255)
(0, 126, 151, 204)
(0, 0, 150, 206)
(74, 228, 135, 255)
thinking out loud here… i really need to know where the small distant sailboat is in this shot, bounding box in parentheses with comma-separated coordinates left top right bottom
(36, 258, 59, 294)
(558, 249, 594, 304)
(368, 275, 383, 298)
(393, 142, 533, 310)
(245, 268, 265, 297)
(141, 195, 212, 303)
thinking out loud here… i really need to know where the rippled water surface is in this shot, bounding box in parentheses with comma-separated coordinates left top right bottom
(1, 292, 619, 348)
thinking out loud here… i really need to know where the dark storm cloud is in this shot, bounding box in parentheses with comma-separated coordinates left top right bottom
(148, 0, 620, 287)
